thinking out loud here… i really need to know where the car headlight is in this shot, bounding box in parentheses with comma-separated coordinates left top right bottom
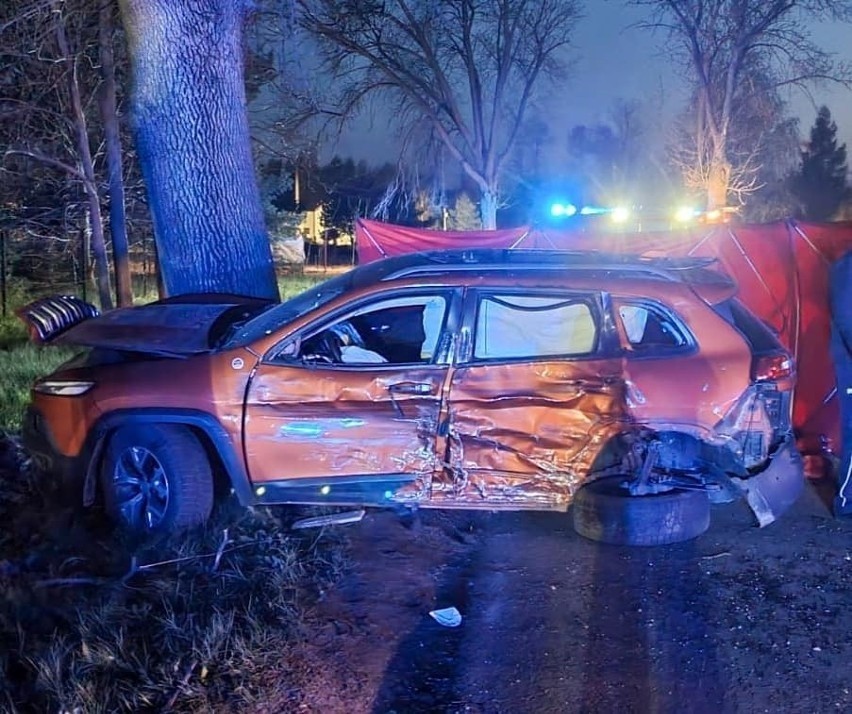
(33, 380, 95, 396)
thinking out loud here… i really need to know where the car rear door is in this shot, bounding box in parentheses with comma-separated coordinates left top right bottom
(243, 289, 461, 505)
(611, 295, 751, 435)
(436, 288, 628, 509)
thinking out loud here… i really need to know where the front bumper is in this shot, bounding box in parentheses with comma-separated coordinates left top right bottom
(22, 406, 84, 484)
(734, 438, 804, 527)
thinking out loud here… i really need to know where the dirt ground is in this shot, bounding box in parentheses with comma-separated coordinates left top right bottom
(282, 480, 851, 714)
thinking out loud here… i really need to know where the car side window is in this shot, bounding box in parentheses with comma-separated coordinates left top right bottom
(473, 294, 598, 360)
(290, 294, 449, 366)
(617, 302, 691, 352)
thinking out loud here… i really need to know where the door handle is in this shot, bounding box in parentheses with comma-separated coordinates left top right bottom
(388, 381, 433, 395)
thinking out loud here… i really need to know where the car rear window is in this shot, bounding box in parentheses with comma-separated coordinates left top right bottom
(617, 302, 692, 352)
(474, 295, 598, 360)
(713, 299, 782, 353)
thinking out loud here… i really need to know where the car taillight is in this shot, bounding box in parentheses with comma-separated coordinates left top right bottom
(751, 353, 793, 382)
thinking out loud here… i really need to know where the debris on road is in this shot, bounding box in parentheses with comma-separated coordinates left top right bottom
(291, 509, 366, 530)
(429, 606, 462, 628)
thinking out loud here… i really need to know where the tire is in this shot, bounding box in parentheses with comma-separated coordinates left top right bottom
(101, 424, 214, 534)
(572, 476, 710, 546)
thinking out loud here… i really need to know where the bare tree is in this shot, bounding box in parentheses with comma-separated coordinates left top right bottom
(0, 0, 147, 307)
(298, 0, 581, 229)
(2, 0, 116, 308)
(629, 0, 852, 210)
(97, 0, 132, 306)
(53, 5, 113, 309)
(567, 99, 648, 204)
(669, 65, 802, 211)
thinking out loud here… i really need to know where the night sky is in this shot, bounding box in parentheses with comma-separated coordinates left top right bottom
(328, 2, 852, 167)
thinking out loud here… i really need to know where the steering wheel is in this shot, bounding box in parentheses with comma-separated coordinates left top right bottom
(302, 330, 343, 364)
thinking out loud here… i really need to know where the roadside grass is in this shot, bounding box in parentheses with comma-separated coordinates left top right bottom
(0, 340, 77, 431)
(0, 315, 28, 350)
(130, 272, 330, 304)
(278, 270, 333, 300)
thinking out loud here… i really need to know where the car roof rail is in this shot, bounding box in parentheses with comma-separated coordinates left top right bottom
(379, 249, 723, 284)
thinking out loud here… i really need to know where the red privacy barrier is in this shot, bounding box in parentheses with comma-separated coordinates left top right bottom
(355, 217, 852, 458)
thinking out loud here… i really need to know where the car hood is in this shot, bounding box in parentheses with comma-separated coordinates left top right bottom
(18, 294, 274, 358)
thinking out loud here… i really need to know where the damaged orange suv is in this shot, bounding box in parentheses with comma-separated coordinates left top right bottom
(22, 250, 803, 544)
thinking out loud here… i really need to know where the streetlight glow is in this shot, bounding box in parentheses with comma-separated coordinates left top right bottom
(675, 206, 698, 222)
(611, 206, 630, 223)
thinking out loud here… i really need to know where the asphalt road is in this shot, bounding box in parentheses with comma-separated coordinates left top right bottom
(288, 481, 852, 713)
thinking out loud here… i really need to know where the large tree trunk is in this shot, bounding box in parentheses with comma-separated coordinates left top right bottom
(707, 148, 731, 211)
(118, 0, 278, 300)
(99, 1, 133, 307)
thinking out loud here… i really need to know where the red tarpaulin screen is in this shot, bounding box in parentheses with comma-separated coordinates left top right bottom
(355, 217, 852, 459)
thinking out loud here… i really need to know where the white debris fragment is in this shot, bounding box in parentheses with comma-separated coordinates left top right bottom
(291, 509, 366, 530)
(429, 607, 462, 628)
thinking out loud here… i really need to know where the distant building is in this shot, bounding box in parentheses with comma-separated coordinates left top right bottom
(297, 205, 324, 243)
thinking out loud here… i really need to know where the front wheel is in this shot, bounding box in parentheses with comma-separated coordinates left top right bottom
(572, 477, 710, 546)
(101, 424, 214, 534)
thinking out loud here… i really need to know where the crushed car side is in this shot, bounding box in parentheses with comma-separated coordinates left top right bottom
(19, 251, 805, 542)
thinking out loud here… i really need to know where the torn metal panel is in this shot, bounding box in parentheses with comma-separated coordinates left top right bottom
(734, 438, 804, 526)
(714, 384, 779, 467)
(291, 509, 366, 529)
(621, 349, 751, 434)
(438, 360, 629, 506)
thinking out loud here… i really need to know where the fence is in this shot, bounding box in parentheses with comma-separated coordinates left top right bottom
(0, 226, 357, 317)
(0, 228, 89, 317)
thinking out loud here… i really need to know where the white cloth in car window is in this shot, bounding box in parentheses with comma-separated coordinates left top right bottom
(475, 296, 596, 359)
(421, 297, 446, 360)
(340, 345, 388, 363)
(619, 305, 650, 344)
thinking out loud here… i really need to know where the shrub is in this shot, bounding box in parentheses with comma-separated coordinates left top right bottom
(0, 437, 347, 711)
(0, 344, 76, 431)
(0, 315, 27, 351)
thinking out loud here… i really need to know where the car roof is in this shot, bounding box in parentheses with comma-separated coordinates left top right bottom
(361, 249, 733, 288)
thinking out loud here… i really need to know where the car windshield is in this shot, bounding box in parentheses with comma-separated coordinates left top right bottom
(220, 270, 356, 349)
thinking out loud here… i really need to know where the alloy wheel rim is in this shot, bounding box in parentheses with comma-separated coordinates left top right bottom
(112, 446, 170, 530)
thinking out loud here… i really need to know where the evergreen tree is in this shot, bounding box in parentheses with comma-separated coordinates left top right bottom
(791, 106, 850, 221)
(449, 193, 482, 231)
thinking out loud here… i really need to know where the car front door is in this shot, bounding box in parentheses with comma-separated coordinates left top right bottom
(243, 289, 460, 505)
(436, 289, 628, 509)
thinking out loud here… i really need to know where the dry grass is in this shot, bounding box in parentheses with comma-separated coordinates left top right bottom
(0, 436, 348, 712)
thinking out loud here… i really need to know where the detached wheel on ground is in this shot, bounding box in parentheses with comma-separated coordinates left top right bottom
(572, 476, 710, 546)
(101, 424, 214, 534)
